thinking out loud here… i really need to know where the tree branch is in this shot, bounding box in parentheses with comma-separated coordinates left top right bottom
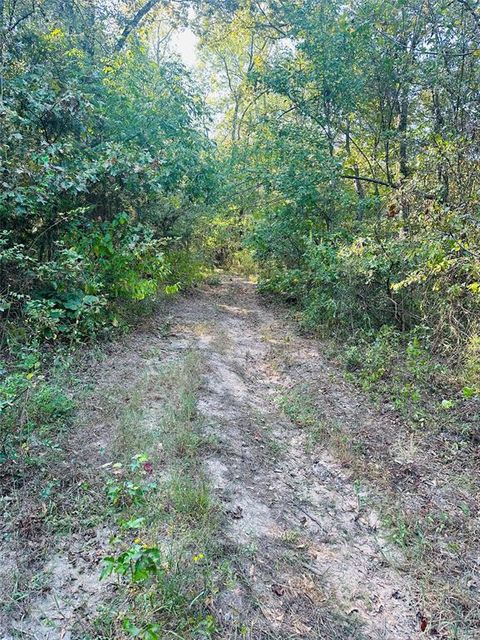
(115, 0, 163, 53)
(341, 174, 398, 188)
(455, 0, 480, 33)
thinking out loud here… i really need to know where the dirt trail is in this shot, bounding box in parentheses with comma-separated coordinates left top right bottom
(163, 276, 420, 639)
(1, 276, 424, 639)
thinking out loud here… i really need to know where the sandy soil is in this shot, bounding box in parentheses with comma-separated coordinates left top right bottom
(1, 277, 432, 639)
(165, 277, 421, 640)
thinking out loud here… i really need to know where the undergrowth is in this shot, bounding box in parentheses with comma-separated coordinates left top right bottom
(0, 245, 213, 469)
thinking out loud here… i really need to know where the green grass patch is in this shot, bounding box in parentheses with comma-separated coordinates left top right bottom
(92, 350, 226, 640)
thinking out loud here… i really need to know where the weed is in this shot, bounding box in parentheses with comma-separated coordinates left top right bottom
(102, 543, 162, 582)
(164, 474, 214, 522)
(281, 529, 301, 545)
(104, 454, 157, 508)
(266, 437, 285, 458)
(383, 509, 428, 559)
(205, 274, 222, 286)
(0, 373, 75, 463)
(392, 382, 421, 414)
(279, 384, 351, 460)
(353, 480, 367, 511)
(305, 420, 330, 452)
(279, 385, 317, 428)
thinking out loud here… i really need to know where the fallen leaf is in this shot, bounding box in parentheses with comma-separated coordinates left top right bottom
(417, 612, 428, 632)
(272, 584, 285, 596)
(229, 505, 243, 519)
(143, 461, 154, 475)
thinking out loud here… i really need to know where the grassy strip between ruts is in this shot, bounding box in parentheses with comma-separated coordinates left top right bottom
(84, 350, 227, 640)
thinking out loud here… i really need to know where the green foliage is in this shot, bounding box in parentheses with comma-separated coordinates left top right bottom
(201, 0, 479, 407)
(89, 352, 223, 640)
(26, 383, 75, 429)
(0, 3, 215, 350)
(0, 363, 74, 462)
(164, 474, 213, 521)
(105, 454, 157, 508)
(383, 510, 429, 558)
(279, 385, 318, 429)
(0, 1, 217, 455)
(344, 327, 400, 389)
(165, 249, 208, 290)
(101, 543, 162, 583)
(100, 444, 219, 640)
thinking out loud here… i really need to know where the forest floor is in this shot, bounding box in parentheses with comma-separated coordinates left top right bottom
(1, 277, 478, 640)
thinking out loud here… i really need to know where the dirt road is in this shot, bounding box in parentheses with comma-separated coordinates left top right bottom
(2, 277, 426, 639)
(166, 277, 420, 639)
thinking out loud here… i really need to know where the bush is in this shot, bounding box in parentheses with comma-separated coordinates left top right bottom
(253, 205, 479, 389)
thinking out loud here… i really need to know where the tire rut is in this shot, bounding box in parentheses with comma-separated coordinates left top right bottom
(166, 276, 421, 640)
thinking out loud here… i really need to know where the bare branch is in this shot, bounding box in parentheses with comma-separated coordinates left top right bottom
(341, 174, 398, 188)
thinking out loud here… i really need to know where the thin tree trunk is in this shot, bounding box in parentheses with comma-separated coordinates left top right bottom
(353, 163, 365, 221)
(398, 89, 410, 225)
(398, 93, 409, 182)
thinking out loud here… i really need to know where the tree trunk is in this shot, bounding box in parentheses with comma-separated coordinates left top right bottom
(398, 89, 410, 225)
(353, 164, 365, 221)
(398, 93, 409, 182)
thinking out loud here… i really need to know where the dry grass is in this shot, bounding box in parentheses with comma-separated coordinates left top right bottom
(278, 380, 480, 638)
